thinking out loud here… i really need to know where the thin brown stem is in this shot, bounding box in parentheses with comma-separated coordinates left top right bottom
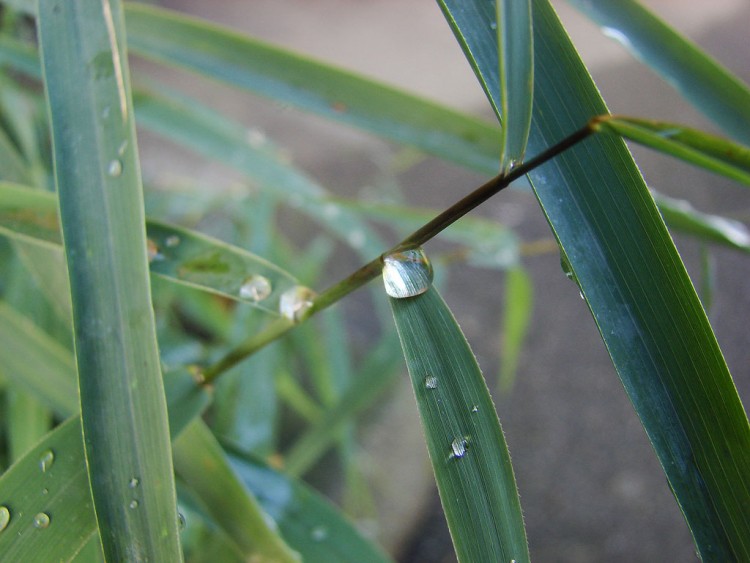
(201, 124, 595, 383)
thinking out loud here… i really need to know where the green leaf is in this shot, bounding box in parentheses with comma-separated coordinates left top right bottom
(172, 420, 301, 563)
(567, 0, 750, 145)
(0, 301, 78, 416)
(593, 116, 750, 187)
(6, 389, 52, 461)
(227, 449, 394, 563)
(498, 266, 533, 393)
(38, 1, 181, 559)
(389, 284, 528, 562)
(654, 191, 750, 253)
(123, 2, 501, 175)
(439, 0, 750, 559)
(496, 0, 533, 172)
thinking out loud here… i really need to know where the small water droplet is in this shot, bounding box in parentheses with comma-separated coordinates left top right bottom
(165, 235, 180, 248)
(33, 513, 50, 529)
(559, 251, 575, 282)
(347, 230, 366, 249)
(42, 488, 49, 495)
(147, 239, 163, 263)
(39, 450, 55, 473)
(579, 290, 585, 300)
(448, 436, 470, 460)
(239, 275, 272, 302)
(107, 159, 122, 177)
(128, 478, 139, 489)
(279, 286, 317, 322)
(382, 247, 434, 298)
(424, 375, 438, 389)
(310, 525, 328, 541)
(117, 140, 128, 156)
(178, 512, 186, 530)
(129, 500, 138, 510)
(0, 506, 10, 532)
(471, 405, 479, 413)
(490, 21, 498, 30)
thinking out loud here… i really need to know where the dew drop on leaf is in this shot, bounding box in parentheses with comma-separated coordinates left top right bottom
(448, 436, 469, 460)
(39, 450, 55, 473)
(310, 525, 328, 541)
(0, 506, 10, 532)
(128, 477, 139, 489)
(239, 275, 272, 302)
(424, 375, 438, 389)
(33, 513, 50, 529)
(129, 500, 139, 510)
(382, 247, 433, 298)
(107, 159, 122, 177)
(279, 286, 317, 322)
(165, 235, 181, 248)
(178, 512, 186, 530)
(471, 405, 479, 413)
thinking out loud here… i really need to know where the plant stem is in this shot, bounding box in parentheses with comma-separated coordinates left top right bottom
(201, 124, 594, 383)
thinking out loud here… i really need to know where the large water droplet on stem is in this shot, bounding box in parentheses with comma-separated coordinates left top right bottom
(0, 506, 10, 532)
(39, 450, 55, 473)
(382, 247, 433, 298)
(33, 513, 50, 529)
(239, 275, 272, 302)
(279, 286, 317, 322)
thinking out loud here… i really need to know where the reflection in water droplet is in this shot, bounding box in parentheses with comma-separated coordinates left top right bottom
(0, 506, 10, 532)
(129, 500, 139, 510)
(178, 512, 186, 530)
(165, 235, 180, 248)
(382, 247, 434, 298)
(239, 275, 272, 302)
(147, 239, 163, 263)
(279, 286, 317, 322)
(33, 513, 50, 529)
(107, 159, 122, 177)
(424, 375, 438, 389)
(448, 436, 469, 460)
(311, 525, 328, 541)
(128, 478, 139, 489)
(39, 450, 55, 473)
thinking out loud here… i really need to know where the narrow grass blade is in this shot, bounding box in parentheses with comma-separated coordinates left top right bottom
(172, 420, 301, 563)
(568, 0, 750, 145)
(13, 240, 73, 325)
(227, 449, 394, 563)
(387, 273, 528, 561)
(38, 1, 181, 559)
(438, 0, 750, 558)
(654, 192, 750, 253)
(6, 389, 52, 461)
(498, 266, 533, 393)
(0, 301, 77, 416)
(0, 125, 30, 184)
(593, 116, 750, 187)
(123, 3, 501, 175)
(497, 0, 534, 173)
(0, 417, 97, 562)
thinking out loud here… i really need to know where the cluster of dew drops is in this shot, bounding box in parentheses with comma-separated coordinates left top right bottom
(0, 449, 56, 534)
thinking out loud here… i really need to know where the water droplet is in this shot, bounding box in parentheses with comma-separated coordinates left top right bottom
(42, 488, 49, 495)
(147, 239, 163, 263)
(33, 513, 50, 529)
(490, 21, 498, 30)
(424, 375, 438, 389)
(107, 159, 122, 177)
(246, 128, 267, 148)
(559, 250, 575, 282)
(39, 450, 55, 473)
(323, 203, 341, 220)
(382, 247, 434, 298)
(128, 478, 139, 489)
(579, 290, 585, 300)
(471, 405, 479, 413)
(117, 139, 128, 156)
(178, 512, 186, 530)
(279, 286, 317, 322)
(310, 525, 328, 541)
(129, 500, 138, 509)
(239, 275, 272, 302)
(165, 235, 180, 248)
(0, 506, 10, 532)
(448, 436, 470, 460)
(347, 230, 366, 249)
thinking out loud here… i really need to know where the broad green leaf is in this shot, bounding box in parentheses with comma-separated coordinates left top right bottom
(567, 0, 750, 145)
(122, 2, 502, 175)
(0, 182, 301, 314)
(439, 0, 750, 558)
(389, 283, 528, 563)
(498, 266, 533, 393)
(227, 449, 394, 563)
(38, 1, 181, 559)
(654, 192, 750, 253)
(593, 116, 750, 187)
(0, 301, 77, 416)
(0, 370, 212, 562)
(172, 420, 301, 563)
(496, 0, 533, 173)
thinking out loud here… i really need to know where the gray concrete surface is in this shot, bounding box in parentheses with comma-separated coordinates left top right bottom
(137, 1, 750, 560)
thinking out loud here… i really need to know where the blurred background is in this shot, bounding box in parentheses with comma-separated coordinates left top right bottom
(134, 1, 750, 561)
